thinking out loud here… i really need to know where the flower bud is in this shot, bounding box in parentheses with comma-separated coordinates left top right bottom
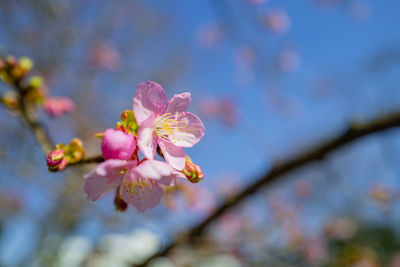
(18, 57, 34, 73)
(181, 156, 204, 183)
(28, 76, 44, 89)
(5, 56, 17, 67)
(101, 128, 136, 160)
(47, 149, 67, 172)
(68, 138, 85, 163)
(1, 92, 18, 109)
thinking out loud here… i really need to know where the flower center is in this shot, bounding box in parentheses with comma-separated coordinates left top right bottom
(154, 113, 187, 144)
(122, 177, 155, 200)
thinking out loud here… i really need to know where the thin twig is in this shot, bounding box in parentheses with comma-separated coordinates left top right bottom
(137, 111, 400, 266)
(12, 79, 54, 154)
(68, 155, 105, 167)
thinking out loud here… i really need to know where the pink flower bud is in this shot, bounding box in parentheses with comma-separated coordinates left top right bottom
(101, 128, 136, 160)
(44, 97, 75, 118)
(47, 149, 68, 172)
(181, 157, 204, 183)
(5, 56, 17, 67)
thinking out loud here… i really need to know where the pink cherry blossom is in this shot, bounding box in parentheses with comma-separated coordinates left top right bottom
(83, 159, 183, 212)
(44, 97, 75, 117)
(101, 128, 136, 160)
(133, 81, 205, 170)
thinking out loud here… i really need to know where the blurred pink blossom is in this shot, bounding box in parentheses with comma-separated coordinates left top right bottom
(233, 46, 256, 69)
(278, 46, 300, 73)
(303, 238, 328, 266)
(310, 77, 335, 97)
(246, 0, 268, 6)
(215, 212, 243, 238)
(294, 180, 313, 200)
(198, 96, 237, 127)
(215, 173, 242, 198)
(196, 23, 225, 48)
(89, 43, 120, 70)
(324, 217, 358, 241)
(44, 97, 75, 117)
(164, 183, 216, 214)
(261, 9, 291, 34)
(349, 0, 372, 23)
(314, 0, 345, 8)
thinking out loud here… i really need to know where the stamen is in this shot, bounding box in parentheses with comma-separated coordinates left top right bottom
(154, 113, 187, 142)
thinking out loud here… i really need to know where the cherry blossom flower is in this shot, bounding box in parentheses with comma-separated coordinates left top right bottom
(44, 97, 75, 117)
(133, 81, 205, 170)
(101, 128, 136, 160)
(84, 159, 183, 212)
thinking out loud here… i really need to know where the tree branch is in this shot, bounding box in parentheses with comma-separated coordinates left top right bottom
(4, 79, 55, 154)
(68, 155, 105, 167)
(137, 111, 400, 266)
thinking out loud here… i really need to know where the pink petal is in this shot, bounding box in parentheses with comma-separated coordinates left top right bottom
(166, 112, 205, 147)
(101, 129, 136, 160)
(158, 140, 186, 170)
(165, 92, 191, 114)
(44, 97, 75, 118)
(84, 175, 123, 201)
(159, 170, 185, 186)
(133, 81, 167, 125)
(83, 159, 133, 182)
(137, 115, 157, 160)
(120, 176, 163, 213)
(133, 159, 175, 179)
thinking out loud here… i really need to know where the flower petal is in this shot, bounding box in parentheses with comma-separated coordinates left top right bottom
(133, 159, 175, 179)
(137, 115, 157, 160)
(158, 140, 186, 170)
(165, 92, 191, 114)
(83, 159, 133, 182)
(166, 112, 205, 147)
(120, 176, 163, 213)
(133, 81, 167, 125)
(159, 170, 185, 186)
(84, 175, 122, 201)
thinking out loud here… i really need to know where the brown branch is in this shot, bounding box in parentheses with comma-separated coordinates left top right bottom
(68, 155, 105, 167)
(2, 79, 55, 154)
(18, 94, 54, 154)
(137, 111, 400, 266)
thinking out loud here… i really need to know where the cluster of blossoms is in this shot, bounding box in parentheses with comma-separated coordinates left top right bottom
(49, 81, 205, 212)
(0, 56, 75, 118)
